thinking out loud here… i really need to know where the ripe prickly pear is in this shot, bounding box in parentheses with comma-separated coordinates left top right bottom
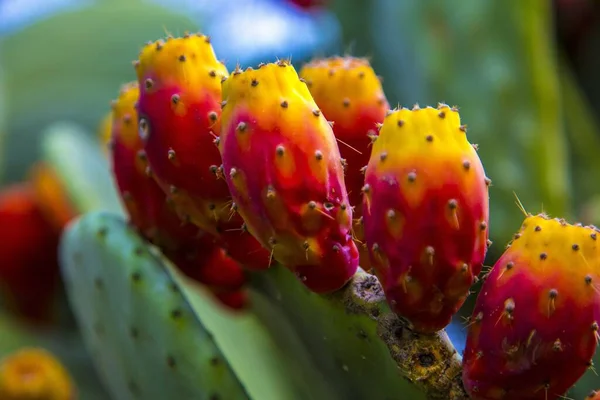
(462, 214, 600, 400)
(0, 347, 76, 400)
(109, 81, 205, 251)
(219, 61, 359, 293)
(134, 34, 270, 270)
(299, 56, 389, 271)
(589, 390, 600, 400)
(108, 81, 246, 307)
(0, 183, 61, 325)
(361, 105, 490, 333)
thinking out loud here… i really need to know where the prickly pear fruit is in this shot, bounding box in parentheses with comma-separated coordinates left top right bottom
(299, 56, 389, 270)
(589, 391, 600, 400)
(0, 183, 61, 325)
(135, 34, 270, 270)
(462, 214, 600, 400)
(169, 246, 247, 309)
(362, 105, 489, 333)
(109, 81, 205, 252)
(108, 81, 246, 307)
(0, 347, 76, 400)
(29, 162, 77, 231)
(219, 61, 359, 293)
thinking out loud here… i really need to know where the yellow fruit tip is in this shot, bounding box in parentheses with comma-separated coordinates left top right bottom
(302, 55, 372, 72)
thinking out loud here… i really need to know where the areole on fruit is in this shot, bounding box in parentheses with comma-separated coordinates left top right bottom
(299, 56, 389, 272)
(133, 35, 271, 271)
(219, 60, 359, 293)
(463, 211, 600, 400)
(361, 104, 490, 334)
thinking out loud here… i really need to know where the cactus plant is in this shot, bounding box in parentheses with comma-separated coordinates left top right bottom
(53, 95, 600, 399)
(50, 120, 468, 399)
(23, 23, 597, 399)
(60, 211, 432, 399)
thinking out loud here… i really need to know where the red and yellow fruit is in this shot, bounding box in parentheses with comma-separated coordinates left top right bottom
(109, 81, 207, 251)
(0, 183, 62, 325)
(0, 347, 76, 400)
(462, 214, 600, 400)
(361, 105, 490, 333)
(109, 81, 246, 308)
(299, 56, 389, 271)
(588, 390, 600, 400)
(134, 34, 270, 270)
(219, 61, 359, 293)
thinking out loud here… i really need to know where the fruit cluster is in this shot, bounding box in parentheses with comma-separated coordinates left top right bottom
(101, 34, 600, 399)
(0, 31, 597, 400)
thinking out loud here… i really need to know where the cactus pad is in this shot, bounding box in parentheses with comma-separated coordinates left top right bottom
(59, 211, 343, 400)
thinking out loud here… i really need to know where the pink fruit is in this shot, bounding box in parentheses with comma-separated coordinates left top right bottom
(218, 61, 359, 293)
(134, 34, 271, 271)
(362, 104, 490, 333)
(109, 81, 246, 309)
(299, 56, 389, 272)
(462, 214, 600, 400)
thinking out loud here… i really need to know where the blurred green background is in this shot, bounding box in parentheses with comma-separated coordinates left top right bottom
(0, 0, 599, 398)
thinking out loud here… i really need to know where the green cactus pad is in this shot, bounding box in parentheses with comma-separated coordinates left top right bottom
(249, 267, 460, 400)
(40, 121, 125, 217)
(60, 212, 249, 399)
(59, 211, 341, 400)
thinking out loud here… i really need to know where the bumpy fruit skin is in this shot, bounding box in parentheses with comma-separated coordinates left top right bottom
(462, 215, 600, 400)
(362, 105, 489, 333)
(588, 391, 600, 400)
(299, 56, 388, 271)
(110, 81, 205, 251)
(29, 162, 77, 231)
(175, 247, 249, 311)
(219, 61, 359, 293)
(0, 183, 61, 325)
(0, 347, 75, 400)
(109, 82, 246, 307)
(134, 34, 270, 270)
